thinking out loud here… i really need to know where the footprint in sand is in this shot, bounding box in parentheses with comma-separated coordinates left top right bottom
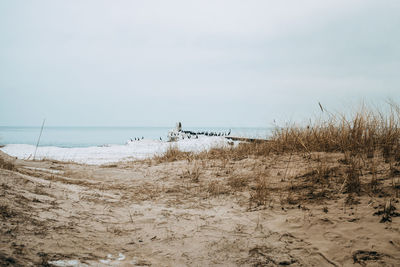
(323, 231, 347, 246)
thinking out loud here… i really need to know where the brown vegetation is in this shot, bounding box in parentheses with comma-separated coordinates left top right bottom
(1, 102, 400, 265)
(0, 157, 14, 171)
(148, 102, 400, 208)
(153, 145, 192, 163)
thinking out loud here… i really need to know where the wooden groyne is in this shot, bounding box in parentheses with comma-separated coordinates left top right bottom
(225, 136, 270, 143)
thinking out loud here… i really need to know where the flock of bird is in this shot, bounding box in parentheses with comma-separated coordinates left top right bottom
(181, 129, 231, 137)
(129, 129, 231, 142)
(129, 137, 144, 141)
(167, 129, 232, 141)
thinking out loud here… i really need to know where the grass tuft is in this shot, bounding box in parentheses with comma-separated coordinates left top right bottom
(250, 176, 269, 207)
(0, 157, 15, 171)
(154, 146, 193, 163)
(271, 102, 400, 157)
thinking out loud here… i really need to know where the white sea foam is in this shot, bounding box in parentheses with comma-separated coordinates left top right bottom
(0, 136, 237, 165)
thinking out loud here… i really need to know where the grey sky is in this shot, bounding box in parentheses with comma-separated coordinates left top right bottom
(1, 0, 399, 127)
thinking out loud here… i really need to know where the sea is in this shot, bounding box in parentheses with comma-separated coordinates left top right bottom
(0, 126, 272, 148)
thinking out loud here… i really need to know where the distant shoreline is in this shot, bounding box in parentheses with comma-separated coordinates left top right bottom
(0, 126, 271, 148)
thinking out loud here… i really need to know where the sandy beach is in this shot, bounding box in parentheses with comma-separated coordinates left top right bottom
(1, 146, 399, 266)
(2, 1, 400, 265)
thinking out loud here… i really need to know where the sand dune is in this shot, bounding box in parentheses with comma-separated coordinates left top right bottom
(0, 150, 399, 266)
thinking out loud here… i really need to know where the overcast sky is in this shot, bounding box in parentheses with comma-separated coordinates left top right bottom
(0, 0, 399, 127)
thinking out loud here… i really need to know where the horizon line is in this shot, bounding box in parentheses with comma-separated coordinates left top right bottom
(0, 125, 272, 129)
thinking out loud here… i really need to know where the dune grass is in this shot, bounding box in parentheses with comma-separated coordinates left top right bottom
(0, 157, 14, 171)
(156, 102, 400, 161)
(153, 146, 193, 163)
(271, 102, 400, 156)
(150, 102, 400, 210)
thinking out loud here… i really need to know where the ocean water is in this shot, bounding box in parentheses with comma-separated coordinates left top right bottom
(0, 126, 271, 148)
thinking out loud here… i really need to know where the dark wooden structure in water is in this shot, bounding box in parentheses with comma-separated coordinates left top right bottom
(225, 136, 270, 143)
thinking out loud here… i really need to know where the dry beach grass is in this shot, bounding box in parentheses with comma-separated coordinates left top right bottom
(1, 103, 400, 266)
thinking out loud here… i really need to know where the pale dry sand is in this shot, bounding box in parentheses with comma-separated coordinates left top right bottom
(1, 150, 399, 266)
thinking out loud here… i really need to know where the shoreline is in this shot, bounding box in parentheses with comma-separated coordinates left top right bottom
(0, 126, 271, 149)
(0, 136, 240, 165)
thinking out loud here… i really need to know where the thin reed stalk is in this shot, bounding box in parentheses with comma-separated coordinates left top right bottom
(270, 102, 400, 157)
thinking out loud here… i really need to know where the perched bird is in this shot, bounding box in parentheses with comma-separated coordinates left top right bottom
(159, 137, 162, 141)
